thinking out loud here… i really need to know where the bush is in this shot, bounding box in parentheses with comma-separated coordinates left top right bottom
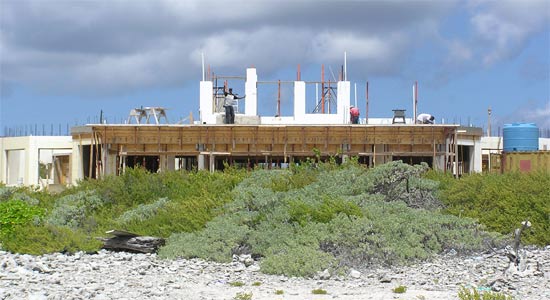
(46, 190, 106, 230)
(429, 171, 550, 245)
(161, 161, 497, 277)
(158, 215, 250, 262)
(261, 245, 335, 277)
(0, 200, 44, 238)
(392, 285, 407, 293)
(1, 224, 101, 255)
(3, 168, 248, 254)
(117, 197, 170, 225)
(457, 286, 513, 300)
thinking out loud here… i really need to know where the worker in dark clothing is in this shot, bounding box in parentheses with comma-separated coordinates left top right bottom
(350, 106, 360, 124)
(224, 88, 244, 124)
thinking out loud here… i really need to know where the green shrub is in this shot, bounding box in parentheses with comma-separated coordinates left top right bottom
(288, 196, 363, 226)
(46, 190, 106, 230)
(1, 224, 101, 255)
(161, 161, 499, 277)
(392, 285, 407, 293)
(311, 288, 328, 294)
(260, 245, 335, 277)
(274, 290, 284, 295)
(457, 286, 513, 300)
(229, 281, 245, 287)
(0, 200, 44, 238)
(233, 292, 252, 300)
(158, 215, 250, 262)
(321, 202, 498, 267)
(117, 197, 170, 225)
(430, 171, 550, 245)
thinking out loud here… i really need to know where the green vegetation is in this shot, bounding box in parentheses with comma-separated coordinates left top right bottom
(392, 285, 407, 293)
(2, 160, 547, 279)
(251, 281, 262, 286)
(0, 199, 44, 238)
(275, 290, 284, 295)
(159, 161, 500, 277)
(457, 286, 513, 300)
(1, 167, 246, 253)
(311, 288, 328, 295)
(229, 281, 245, 287)
(428, 171, 550, 245)
(233, 292, 253, 300)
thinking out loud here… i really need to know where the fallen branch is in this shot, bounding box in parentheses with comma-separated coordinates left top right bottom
(97, 230, 165, 254)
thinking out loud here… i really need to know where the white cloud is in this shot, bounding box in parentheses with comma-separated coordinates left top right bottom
(496, 100, 550, 129)
(469, 0, 550, 65)
(446, 40, 473, 63)
(0, 0, 456, 96)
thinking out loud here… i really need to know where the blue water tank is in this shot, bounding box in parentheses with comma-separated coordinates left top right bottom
(503, 123, 539, 152)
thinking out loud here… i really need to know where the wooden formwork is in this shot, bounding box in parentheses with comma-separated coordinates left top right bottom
(75, 124, 459, 178)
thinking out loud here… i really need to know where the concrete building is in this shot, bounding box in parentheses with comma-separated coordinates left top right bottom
(64, 67, 482, 184)
(0, 136, 72, 187)
(1, 67, 493, 187)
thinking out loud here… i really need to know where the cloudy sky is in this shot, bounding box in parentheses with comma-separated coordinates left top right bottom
(1, 0, 549, 135)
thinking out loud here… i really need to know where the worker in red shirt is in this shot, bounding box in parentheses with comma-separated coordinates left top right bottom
(350, 106, 360, 124)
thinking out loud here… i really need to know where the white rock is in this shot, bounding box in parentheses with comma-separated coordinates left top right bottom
(349, 269, 361, 279)
(317, 269, 331, 280)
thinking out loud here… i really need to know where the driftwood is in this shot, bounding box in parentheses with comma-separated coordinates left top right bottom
(505, 220, 531, 272)
(98, 230, 165, 254)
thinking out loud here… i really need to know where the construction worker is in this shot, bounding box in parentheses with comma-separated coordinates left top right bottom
(350, 106, 360, 124)
(224, 88, 244, 124)
(417, 113, 435, 124)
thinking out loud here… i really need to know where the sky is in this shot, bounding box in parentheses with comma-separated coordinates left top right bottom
(0, 0, 549, 136)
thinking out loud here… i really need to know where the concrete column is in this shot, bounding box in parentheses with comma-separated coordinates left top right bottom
(294, 81, 306, 122)
(210, 154, 216, 173)
(198, 154, 206, 170)
(337, 81, 351, 124)
(200, 81, 214, 123)
(166, 155, 176, 171)
(158, 155, 176, 172)
(27, 137, 38, 186)
(473, 141, 482, 173)
(105, 146, 117, 176)
(245, 68, 258, 116)
(71, 137, 84, 185)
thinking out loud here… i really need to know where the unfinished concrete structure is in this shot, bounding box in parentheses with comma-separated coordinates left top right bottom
(0, 136, 72, 187)
(66, 67, 483, 185)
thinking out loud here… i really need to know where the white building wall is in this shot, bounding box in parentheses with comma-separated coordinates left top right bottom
(0, 136, 72, 187)
(293, 81, 306, 121)
(245, 68, 258, 116)
(199, 67, 353, 125)
(540, 138, 550, 150)
(337, 81, 351, 124)
(199, 81, 215, 124)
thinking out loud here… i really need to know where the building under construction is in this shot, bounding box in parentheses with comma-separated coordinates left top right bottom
(67, 67, 483, 184)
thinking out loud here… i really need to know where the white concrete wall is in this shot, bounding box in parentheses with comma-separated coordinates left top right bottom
(199, 67, 353, 125)
(481, 136, 550, 152)
(539, 138, 550, 150)
(481, 136, 503, 154)
(0, 136, 72, 187)
(71, 137, 86, 185)
(293, 81, 306, 121)
(473, 139, 482, 172)
(337, 81, 351, 123)
(199, 81, 215, 124)
(245, 68, 258, 116)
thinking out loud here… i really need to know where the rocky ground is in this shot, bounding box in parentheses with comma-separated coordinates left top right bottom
(1, 247, 549, 300)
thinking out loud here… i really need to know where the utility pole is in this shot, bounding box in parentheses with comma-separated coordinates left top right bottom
(487, 107, 492, 137)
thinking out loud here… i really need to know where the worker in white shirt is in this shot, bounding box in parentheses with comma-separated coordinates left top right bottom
(417, 113, 435, 124)
(223, 88, 244, 124)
